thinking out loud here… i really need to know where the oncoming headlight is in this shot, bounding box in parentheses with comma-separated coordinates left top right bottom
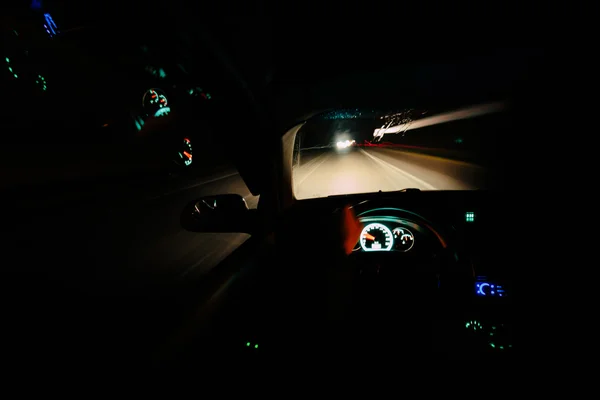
(336, 139, 355, 149)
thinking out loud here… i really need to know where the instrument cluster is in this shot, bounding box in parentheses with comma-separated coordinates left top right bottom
(353, 216, 423, 253)
(130, 49, 214, 169)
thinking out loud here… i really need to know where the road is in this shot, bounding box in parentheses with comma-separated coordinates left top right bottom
(294, 147, 486, 199)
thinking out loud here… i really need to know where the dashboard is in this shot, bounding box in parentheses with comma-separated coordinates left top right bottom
(3, 23, 219, 171)
(336, 193, 513, 358)
(212, 191, 516, 363)
(171, 189, 514, 363)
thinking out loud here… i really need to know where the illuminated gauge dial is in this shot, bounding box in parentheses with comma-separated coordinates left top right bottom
(176, 137, 193, 167)
(360, 223, 393, 252)
(392, 227, 414, 252)
(142, 88, 168, 115)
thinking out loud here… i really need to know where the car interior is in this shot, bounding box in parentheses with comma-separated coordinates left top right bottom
(2, 4, 539, 372)
(155, 118, 513, 367)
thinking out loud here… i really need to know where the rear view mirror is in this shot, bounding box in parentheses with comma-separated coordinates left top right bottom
(180, 194, 256, 233)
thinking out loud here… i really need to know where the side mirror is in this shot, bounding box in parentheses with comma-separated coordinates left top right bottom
(180, 194, 256, 233)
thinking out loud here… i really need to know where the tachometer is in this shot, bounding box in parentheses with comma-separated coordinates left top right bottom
(360, 223, 393, 252)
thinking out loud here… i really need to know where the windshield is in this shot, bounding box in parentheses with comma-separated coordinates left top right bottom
(292, 102, 505, 199)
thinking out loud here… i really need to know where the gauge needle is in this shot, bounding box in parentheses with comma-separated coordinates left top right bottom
(363, 233, 375, 240)
(183, 151, 192, 159)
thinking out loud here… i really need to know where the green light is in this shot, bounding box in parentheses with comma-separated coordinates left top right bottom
(36, 75, 47, 91)
(465, 212, 475, 222)
(489, 342, 512, 350)
(246, 342, 250, 347)
(465, 320, 484, 333)
(254, 344, 258, 349)
(5, 57, 17, 78)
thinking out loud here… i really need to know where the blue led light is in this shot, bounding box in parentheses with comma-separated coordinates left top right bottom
(475, 279, 506, 297)
(43, 13, 59, 37)
(476, 282, 489, 296)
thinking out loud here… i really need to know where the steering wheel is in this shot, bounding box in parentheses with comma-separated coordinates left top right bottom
(238, 202, 474, 360)
(345, 203, 474, 349)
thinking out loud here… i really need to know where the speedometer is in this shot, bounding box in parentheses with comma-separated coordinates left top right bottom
(360, 223, 393, 252)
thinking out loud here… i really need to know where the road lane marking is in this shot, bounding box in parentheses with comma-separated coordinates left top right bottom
(358, 149, 399, 189)
(294, 152, 331, 187)
(298, 152, 327, 169)
(359, 148, 437, 190)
